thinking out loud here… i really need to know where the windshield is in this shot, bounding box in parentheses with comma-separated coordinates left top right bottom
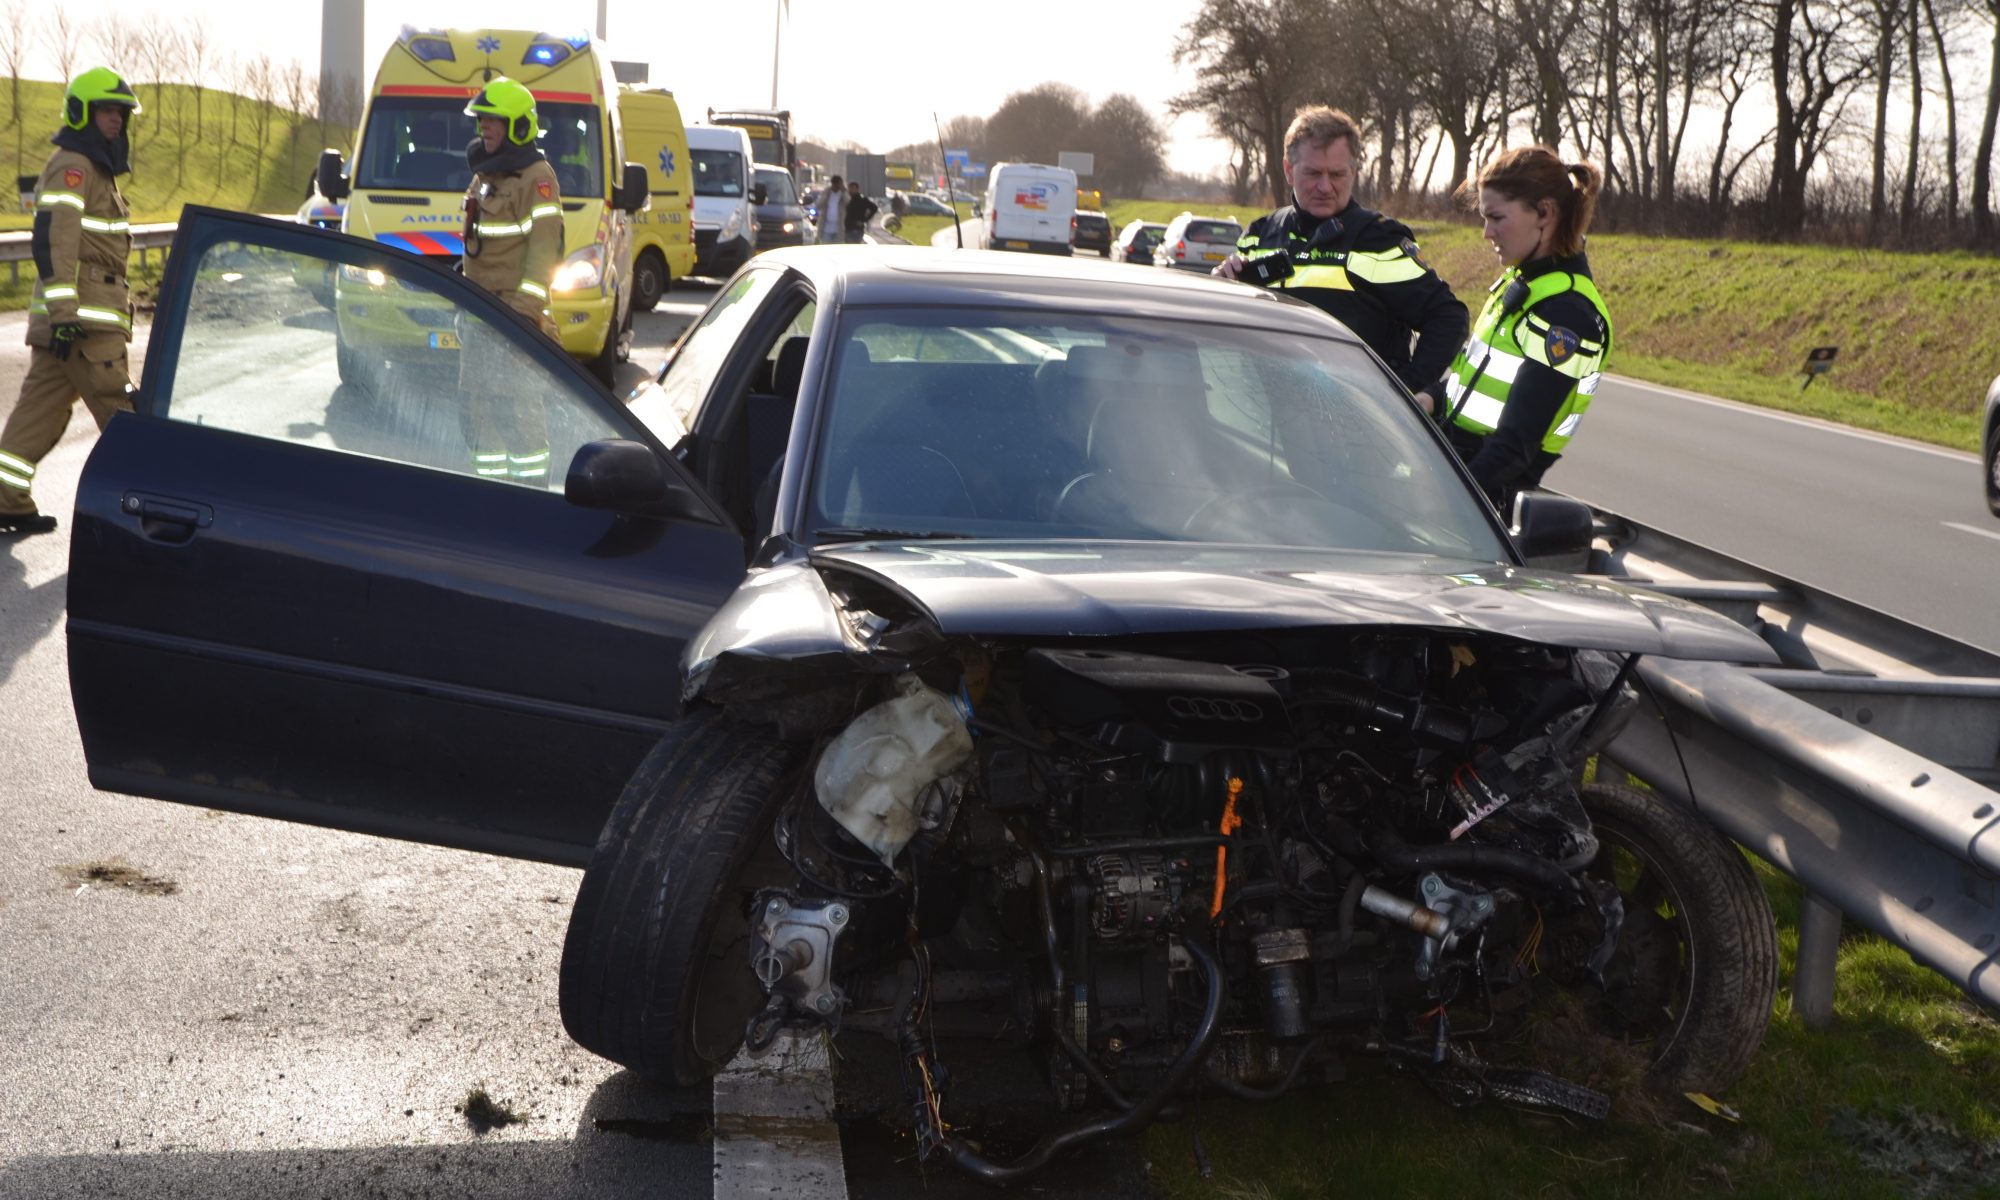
(809, 309, 1505, 559)
(693, 148, 746, 197)
(356, 97, 603, 197)
(754, 167, 799, 205)
(1186, 220, 1241, 243)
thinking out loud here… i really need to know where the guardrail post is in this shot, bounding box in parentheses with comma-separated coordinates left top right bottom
(1794, 893, 1842, 1028)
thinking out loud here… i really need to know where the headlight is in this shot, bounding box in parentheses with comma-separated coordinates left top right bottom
(723, 208, 743, 239)
(551, 244, 604, 293)
(781, 220, 797, 234)
(340, 264, 388, 287)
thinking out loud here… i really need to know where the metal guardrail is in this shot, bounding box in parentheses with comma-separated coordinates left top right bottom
(0, 222, 180, 283)
(1585, 505, 2000, 1024)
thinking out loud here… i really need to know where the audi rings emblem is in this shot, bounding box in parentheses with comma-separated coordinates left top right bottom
(1166, 695, 1264, 722)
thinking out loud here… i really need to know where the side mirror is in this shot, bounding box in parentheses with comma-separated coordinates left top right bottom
(972, 203, 982, 217)
(316, 149, 350, 202)
(1511, 490, 1595, 567)
(566, 439, 712, 522)
(751, 183, 769, 206)
(613, 162, 649, 213)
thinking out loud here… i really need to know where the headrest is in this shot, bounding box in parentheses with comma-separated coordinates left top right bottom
(773, 336, 809, 400)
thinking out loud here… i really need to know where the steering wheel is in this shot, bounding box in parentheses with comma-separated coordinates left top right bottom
(1180, 482, 1334, 538)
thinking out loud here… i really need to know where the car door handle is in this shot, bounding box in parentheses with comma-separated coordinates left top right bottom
(121, 492, 214, 545)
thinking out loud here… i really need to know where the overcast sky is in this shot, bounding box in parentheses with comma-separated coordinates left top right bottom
(23, 0, 1235, 175)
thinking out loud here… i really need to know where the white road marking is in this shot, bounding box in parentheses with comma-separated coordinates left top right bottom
(712, 1031, 849, 1199)
(1607, 375, 1979, 463)
(1942, 521, 2000, 544)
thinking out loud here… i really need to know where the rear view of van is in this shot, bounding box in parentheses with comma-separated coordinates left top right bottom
(981, 162, 1076, 256)
(619, 87, 695, 311)
(685, 124, 758, 278)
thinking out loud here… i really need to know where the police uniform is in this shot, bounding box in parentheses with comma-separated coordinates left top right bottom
(457, 104, 563, 483)
(1236, 200, 1467, 400)
(0, 84, 137, 528)
(1440, 251, 1613, 506)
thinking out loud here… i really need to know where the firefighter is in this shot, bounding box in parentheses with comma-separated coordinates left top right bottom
(457, 76, 562, 484)
(0, 67, 140, 536)
(1439, 145, 1612, 510)
(1215, 105, 1467, 411)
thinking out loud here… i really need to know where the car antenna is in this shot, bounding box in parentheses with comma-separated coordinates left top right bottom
(933, 111, 963, 249)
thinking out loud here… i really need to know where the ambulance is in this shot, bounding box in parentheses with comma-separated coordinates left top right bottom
(617, 87, 695, 312)
(315, 27, 649, 384)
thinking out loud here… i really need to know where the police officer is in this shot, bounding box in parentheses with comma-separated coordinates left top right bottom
(1216, 106, 1466, 409)
(1440, 145, 1612, 509)
(458, 76, 562, 483)
(0, 68, 140, 536)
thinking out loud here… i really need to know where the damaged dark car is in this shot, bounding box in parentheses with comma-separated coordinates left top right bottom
(69, 209, 1781, 1185)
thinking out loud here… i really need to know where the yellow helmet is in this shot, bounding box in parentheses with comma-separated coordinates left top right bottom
(64, 67, 141, 132)
(465, 77, 538, 146)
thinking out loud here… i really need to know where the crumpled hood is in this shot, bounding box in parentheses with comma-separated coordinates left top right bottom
(810, 541, 1780, 664)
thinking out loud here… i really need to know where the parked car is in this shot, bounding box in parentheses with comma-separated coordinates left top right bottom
(1985, 372, 2000, 516)
(1155, 211, 1243, 273)
(1071, 209, 1112, 256)
(899, 191, 956, 217)
(753, 164, 816, 250)
(70, 207, 1781, 1189)
(1111, 218, 1167, 266)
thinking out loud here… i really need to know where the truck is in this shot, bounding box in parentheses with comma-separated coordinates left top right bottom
(841, 153, 886, 200)
(314, 27, 649, 384)
(707, 108, 796, 174)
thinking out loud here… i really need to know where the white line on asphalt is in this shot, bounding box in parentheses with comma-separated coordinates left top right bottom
(1942, 521, 2000, 544)
(1609, 375, 1979, 463)
(712, 1031, 849, 1199)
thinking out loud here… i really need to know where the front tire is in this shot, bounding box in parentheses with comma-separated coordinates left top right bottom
(632, 248, 668, 313)
(1984, 422, 1999, 517)
(559, 709, 805, 1084)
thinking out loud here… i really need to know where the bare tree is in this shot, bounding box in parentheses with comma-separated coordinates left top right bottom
(281, 59, 317, 188)
(1858, 0, 1910, 237)
(1705, 24, 1774, 223)
(242, 52, 275, 195)
(1974, 0, 2000, 241)
(321, 70, 363, 154)
(1173, 0, 1350, 206)
(983, 82, 1089, 166)
(1922, 0, 1965, 231)
(41, 6, 81, 85)
(1762, 0, 1870, 235)
(182, 16, 213, 135)
(1899, 0, 1924, 237)
(1364, 0, 1508, 196)
(0, 0, 34, 145)
(1086, 93, 1167, 197)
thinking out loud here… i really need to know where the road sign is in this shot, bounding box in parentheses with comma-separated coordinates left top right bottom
(1057, 151, 1094, 176)
(1800, 345, 1839, 391)
(944, 148, 969, 171)
(962, 162, 988, 178)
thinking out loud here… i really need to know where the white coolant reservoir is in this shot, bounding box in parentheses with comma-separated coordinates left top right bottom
(815, 674, 975, 866)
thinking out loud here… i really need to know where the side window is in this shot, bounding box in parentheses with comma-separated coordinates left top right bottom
(655, 267, 786, 427)
(162, 238, 625, 489)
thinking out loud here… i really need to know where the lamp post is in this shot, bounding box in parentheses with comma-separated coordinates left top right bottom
(771, 0, 788, 108)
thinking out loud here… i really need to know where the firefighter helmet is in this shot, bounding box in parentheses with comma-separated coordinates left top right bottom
(64, 67, 141, 131)
(465, 77, 538, 146)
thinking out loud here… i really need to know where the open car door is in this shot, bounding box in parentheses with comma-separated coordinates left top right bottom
(67, 207, 747, 866)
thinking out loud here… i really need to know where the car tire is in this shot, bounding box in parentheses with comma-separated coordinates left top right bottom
(633, 249, 668, 313)
(1557, 782, 1779, 1095)
(334, 333, 377, 394)
(558, 708, 806, 1085)
(1985, 421, 2000, 517)
(588, 292, 629, 387)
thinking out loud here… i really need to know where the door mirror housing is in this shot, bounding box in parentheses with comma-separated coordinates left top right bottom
(613, 162, 649, 213)
(316, 149, 350, 202)
(1511, 490, 1596, 568)
(566, 439, 712, 522)
(972, 202, 982, 217)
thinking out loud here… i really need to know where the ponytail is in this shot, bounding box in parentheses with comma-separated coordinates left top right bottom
(1475, 146, 1602, 257)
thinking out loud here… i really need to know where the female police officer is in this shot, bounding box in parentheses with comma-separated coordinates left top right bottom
(1437, 146, 1611, 510)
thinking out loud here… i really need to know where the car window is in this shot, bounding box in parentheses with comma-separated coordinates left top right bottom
(656, 267, 787, 428)
(755, 168, 799, 205)
(811, 308, 1504, 559)
(693, 148, 745, 197)
(159, 238, 625, 490)
(1188, 220, 1240, 242)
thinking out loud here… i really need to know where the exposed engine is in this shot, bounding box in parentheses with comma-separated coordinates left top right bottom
(732, 620, 1643, 1182)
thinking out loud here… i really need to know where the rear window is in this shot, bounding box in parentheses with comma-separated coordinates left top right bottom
(1187, 220, 1241, 243)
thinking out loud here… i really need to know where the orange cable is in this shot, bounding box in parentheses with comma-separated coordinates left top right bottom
(1209, 777, 1245, 919)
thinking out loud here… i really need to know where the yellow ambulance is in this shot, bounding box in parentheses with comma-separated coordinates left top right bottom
(617, 88, 695, 312)
(315, 27, 648, 384)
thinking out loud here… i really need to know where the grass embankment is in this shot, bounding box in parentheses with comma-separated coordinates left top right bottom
(886, 211, 965, 248)
(1145, 859, 2000, 1199)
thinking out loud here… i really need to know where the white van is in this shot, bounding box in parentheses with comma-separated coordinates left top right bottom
(981, 162, 1077, 256)
(685, 124, 758, 277)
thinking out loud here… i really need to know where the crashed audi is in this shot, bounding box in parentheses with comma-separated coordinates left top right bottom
(68, 216, 1781, 1185)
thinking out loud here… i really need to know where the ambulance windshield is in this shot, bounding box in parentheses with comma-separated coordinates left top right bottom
(356, 98, 602, 198)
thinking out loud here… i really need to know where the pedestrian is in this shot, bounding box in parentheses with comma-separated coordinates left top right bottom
(1215, 106, 1466, 413)
(818, 175, 846, 244)
(457, 76, 563, 484)
(0, 68, 141, 537)
(844, 181, 878, 245)
(1438, 145, 1612, 510)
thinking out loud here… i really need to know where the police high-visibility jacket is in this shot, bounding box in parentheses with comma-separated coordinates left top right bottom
(1236, 200, 1467, 397)
(1441, 250, 1612, 502)
(462, 139, 563, 327)
(28, 139, 133, 347)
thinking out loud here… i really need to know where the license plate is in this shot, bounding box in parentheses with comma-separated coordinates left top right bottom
(1004, 240, 1031, 249)
(1202, 250, 1227, 262)
(428, 331, 461, 350)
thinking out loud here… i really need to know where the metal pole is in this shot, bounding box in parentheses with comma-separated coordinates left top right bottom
(770, 0, 782, 108)
(596, 0, 608, 40)
(1795, 893, 1842, 1028)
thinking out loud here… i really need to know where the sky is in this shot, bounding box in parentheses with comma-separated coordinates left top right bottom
(18, 0, 1236, 176)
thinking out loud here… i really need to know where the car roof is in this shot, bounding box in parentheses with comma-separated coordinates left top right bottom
(754, 245, 1354, 339)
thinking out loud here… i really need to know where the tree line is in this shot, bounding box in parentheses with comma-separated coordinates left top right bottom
(880, 86, 1174, 199)
(1171, 0, 2000, 250)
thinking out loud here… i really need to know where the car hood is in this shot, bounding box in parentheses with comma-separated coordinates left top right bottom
(809, 540, 1779, 663)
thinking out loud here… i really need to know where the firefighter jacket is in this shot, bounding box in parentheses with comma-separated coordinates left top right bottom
(1441, 250, 1612, 501)
(461, 139, 563, 326)
(1236, 200, 1467, 397)
(27, 129, 133, 347)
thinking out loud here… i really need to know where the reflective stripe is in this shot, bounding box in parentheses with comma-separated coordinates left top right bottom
(0, 466, 32, 491)
(529, 204, 562, 221)
(1464, 338, 1526, 385)
(1285, 263, 1353, 291)
(518, 280, 548, 299)
(1452, 390, 1506, 431)
(41, 285, 78, 300)
(1552, 413, 1581, 438)
(474, 220, 530, 237)
(27, 299, 46, 315)
(0, 449, 34, 476)
(37, 192, 85, 210)
(1577, 373, 1601, 395)
(76, 305, 131, 330)
(79, 215, 129, 233)
(1345, 247, 1426, 284)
